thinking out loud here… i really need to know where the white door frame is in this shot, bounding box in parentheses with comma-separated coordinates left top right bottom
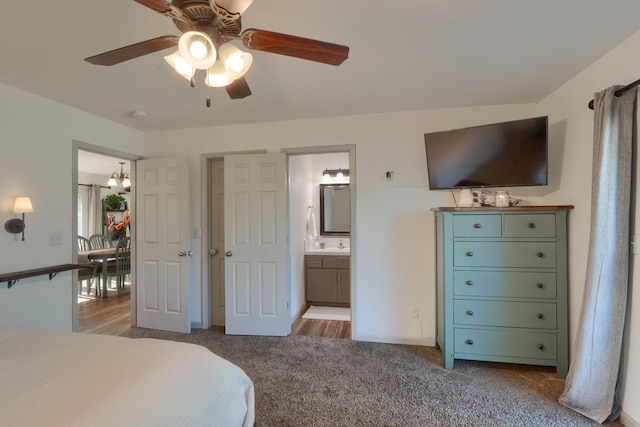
(201, 145, 356, 336)
(71, 140, 142, 332)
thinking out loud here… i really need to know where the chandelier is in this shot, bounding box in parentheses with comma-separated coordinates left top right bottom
(108, 162, 131, 188)
(164, 31, 252, 88)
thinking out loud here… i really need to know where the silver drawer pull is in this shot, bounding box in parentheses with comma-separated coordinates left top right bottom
(466, 310, 474, 316)
(538, 344, 545, 350)
(465, 340, 474, 345)
(537, 313, 544, 319)
(528, 222, 536, 229)
(465, 280, 473, 286)
(536, 283, 544, 289)
(536, 252, 544, 258)
(473, 223, 482, 229)
(465, 251, 474, 257)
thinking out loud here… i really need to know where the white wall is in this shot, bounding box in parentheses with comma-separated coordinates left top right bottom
(538, 29, 640, 425)
(0, 82, 144, 331)
(289, 155, 313, 321)
(144, 103, 542, 344)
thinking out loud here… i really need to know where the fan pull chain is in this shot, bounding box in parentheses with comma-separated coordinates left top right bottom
(190, 76, 195, 88)
(206, 97, 211, 108)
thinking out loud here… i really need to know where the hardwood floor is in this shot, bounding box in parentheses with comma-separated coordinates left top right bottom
(79, 287, 351, 340)
(291, 317, 351, 339)
(78, 286, 132, 335)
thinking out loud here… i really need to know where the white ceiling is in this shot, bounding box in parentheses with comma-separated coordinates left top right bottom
(1, 1, 640, 133)
(78, 151, 130, 177)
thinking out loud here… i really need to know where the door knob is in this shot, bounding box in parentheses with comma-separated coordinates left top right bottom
(178, 251, 187, 257)
(225, 250, 233, 257)
(209, 248, 219, 256)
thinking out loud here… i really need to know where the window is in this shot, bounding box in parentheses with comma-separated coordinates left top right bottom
(77, 193, 83, 236)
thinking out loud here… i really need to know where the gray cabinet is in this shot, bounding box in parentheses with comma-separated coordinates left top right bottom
(433, 206, 572, 378)
(305, 255, 350, 306)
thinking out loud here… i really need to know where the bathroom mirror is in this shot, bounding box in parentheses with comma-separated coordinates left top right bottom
(320, 183, 350, 236)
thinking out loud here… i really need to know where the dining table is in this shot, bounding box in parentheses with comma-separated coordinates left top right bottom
(78, 247, 116, 297)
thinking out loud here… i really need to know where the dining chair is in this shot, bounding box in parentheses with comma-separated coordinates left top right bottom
(77, 263, 98, 296)
(89, 234, 111, 249)
(78, 236, 92, 251)
(104, 237, 131, 296)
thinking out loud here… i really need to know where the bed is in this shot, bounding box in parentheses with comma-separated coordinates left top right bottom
(0, 328, 255, 427)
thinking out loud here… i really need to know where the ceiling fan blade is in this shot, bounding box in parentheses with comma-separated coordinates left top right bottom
(85, 36, 179, 66)
(133, 0, 172, 14)
(213, 0, 254, 15)
(226, 76, 252, 99)
(240, 29, 349, 66)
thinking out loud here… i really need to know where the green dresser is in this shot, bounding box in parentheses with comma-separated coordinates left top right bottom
(433, 206, 572, 378)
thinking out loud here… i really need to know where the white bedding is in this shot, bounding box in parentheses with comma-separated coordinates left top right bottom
(0, 328, 255, 427)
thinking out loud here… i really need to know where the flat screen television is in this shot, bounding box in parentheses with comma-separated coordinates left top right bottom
(424, 116, 548, 190)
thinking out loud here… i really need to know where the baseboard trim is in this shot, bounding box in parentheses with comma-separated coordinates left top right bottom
(621, 410, 640, 427)
(352, 333, 435, 347)
(191, 322, 203, 329)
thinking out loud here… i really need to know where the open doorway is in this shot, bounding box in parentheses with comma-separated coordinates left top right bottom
(206, 146, 355, 338)
(72, 142, 141, 334)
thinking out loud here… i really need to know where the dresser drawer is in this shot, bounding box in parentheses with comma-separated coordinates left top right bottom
(452, 215, 501, 238)
(454, 300, 557, 329)
(454, 328, 557, 360)
(454, 242, 557, 268)
(504, 214, 556, 238)
(453, 271, 557, 299)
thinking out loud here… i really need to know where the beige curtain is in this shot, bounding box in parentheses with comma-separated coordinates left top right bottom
(558, 86, 636, 422)
(87, 184, 102, 236)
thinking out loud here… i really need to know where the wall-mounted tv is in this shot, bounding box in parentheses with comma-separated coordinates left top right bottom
(424, 116, 548, 190)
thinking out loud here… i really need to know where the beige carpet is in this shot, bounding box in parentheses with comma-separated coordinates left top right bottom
(121, 327, 623, 427)
(302, 305, 351, 321)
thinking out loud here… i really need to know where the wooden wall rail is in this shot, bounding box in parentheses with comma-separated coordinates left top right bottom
(0, 264, 80, 289)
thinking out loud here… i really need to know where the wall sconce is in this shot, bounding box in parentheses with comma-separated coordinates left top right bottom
(5, 197, 33, 241)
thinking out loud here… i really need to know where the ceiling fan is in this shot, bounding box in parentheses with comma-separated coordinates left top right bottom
(85, 0, 350, 100)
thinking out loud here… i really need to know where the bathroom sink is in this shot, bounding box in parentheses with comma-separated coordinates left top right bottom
(305, 247, 350, 255)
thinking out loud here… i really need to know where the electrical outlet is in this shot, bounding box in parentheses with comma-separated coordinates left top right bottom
(49, 231, 62, 246)
(411, 306, 419, 319)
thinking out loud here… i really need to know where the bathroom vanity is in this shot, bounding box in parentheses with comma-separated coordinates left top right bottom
(433, 206, 572, 378)
(305, 252, 350, 307)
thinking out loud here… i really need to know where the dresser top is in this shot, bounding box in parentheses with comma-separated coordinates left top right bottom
(431, 205, 574, 212)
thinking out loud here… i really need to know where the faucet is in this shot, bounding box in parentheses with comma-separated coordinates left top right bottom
(338, 239, 344, 249)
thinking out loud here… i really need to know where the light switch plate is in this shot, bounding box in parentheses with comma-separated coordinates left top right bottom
(49, 231, 62, 246)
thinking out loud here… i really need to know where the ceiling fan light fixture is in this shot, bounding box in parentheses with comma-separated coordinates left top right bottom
(218, 43, 253, 79)
(164, 51, 196, 81)
(178, 31, 216, 70)
(205, 60, 235, 87)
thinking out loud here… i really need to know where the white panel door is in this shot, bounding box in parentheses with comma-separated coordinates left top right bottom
(224, 153, 289, 336)
(136, 158, 191, 333)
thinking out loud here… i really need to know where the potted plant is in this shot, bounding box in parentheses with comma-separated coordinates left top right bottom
(104, 194, 126, 210)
